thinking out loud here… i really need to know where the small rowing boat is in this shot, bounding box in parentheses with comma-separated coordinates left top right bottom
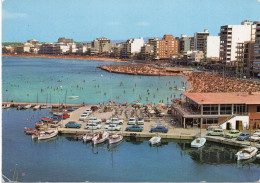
(109, 133, 123, 144)
(83, 132, 96, 143)
(92, 132, 109, 145)
(38, 130, 59, 140)
(149, 135, 161, 145)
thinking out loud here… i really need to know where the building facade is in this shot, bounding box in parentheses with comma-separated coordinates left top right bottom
(194, 29, 209, 53)
(205, 36, 220, 58)
(121, 37, 144, 58)
(219, 21, 255, 64)
(179, 34, 194, 54)
(253, 21, 260, 76)
(153, 35, 178, 60)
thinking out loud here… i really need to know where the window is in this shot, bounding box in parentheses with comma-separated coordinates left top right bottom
(203, 118, 218, 124)
(234, 104, 246, 114)
(257, 106, 260, 112)
(203, 104, 218, 115)
(220, 104, 232, 115)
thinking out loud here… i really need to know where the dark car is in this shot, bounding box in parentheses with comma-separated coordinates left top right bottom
(150, 125, 168, 133)
(65, 121, 81, 128)
(125, 125, 143, 132)
(237, 132, 250, 141)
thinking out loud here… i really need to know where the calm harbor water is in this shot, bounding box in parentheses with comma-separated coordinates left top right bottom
(2, 56, 187, 105)
(2, 108, 260, 182)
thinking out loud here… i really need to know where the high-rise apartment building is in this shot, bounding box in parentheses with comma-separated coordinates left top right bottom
(121, 37, 144, 58)
(194, 29, 209, 52)
(205, 36, 220, 58)
(179, 34, 194, 54)
(219, 20, 255, 64)
(253, 21, 260, 76)
(153, 35, 178, 59)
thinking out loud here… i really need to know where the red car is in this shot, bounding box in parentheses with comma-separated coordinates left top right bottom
(59, 113, 70, 119)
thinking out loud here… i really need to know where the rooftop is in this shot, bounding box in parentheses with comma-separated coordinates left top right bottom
(183, 92, 260, 105)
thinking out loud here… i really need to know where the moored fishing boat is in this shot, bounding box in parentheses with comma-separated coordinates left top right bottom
(92, 132, 109, 145)
(24, 127, 37, 135)
(24, 104, 32, 109)
(38, 130, 58, 140)
(149, 135, 161, 145)
(83, 132, 96, 143)
(109, 133, 123, 144)
(33, 105, 41, 110)
(235, 146, 258, 160)
(256, 153, 260, 159)
(191, 137, 206, 148)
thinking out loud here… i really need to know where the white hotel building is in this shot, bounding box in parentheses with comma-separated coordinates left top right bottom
(219, 20, 256, 64)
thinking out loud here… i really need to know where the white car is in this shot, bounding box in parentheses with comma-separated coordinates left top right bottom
(79, 114, 89, 121)
(128, 118, 136, 125)
(104, 124, 121, 131)
(249, 132, 260, 141)
(137, 118, 144, 125)
(106, 118, 124, 125)
(88, 117, 102, 124)
(83, 109, 93, 115)
(84, 123, 101, 130)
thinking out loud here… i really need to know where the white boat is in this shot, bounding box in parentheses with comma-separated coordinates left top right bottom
(24, 104, 32, 109)
(92, 132, 109, 145)
(235, 146, 258, 160)
(83, 132, 96, 143)
(109, 133, 123, 144)
(191, 137, 206, 148)
(69, 96, 79, 99)
(256, 153, 260, 159)
(38, 130, 59, 140)
(33, 105, 41, 110)
(149, 135, 161, 145)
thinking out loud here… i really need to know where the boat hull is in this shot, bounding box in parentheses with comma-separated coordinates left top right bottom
(236, 146, 258, 160)
(92, 132, 109, 145)
(191, 137, 206, 148)
(149, 136, 161, 145)
(109, 134, 123, 144)
(38, 130, 58, 140)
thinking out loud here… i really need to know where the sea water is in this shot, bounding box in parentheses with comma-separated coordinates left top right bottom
(2, 108, 260, 182)
(2, 56, 187, 105)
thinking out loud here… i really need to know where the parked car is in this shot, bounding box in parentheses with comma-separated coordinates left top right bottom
(65, 121, 81, 128)
(150, 125, 168, 133)
(106, 118, 124, 125)
(125, 125, 143, 132)
(207, 128, 224, 136)
(104, 124, 121, 131)
(83, 109, 93, 114)
(67, 107, 78, 112)
(225, 130, 241, 138)
(88, 117, 102, 124)
(237, 132, 250, 141)
(137, 118, 144, 125)
(249, 132, 260, 141)
(79, 114, 89, 121)
(84, 123, 101, 130)
(128, 118, 136, 125)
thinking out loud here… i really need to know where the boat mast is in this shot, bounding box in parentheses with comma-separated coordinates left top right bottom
(65, 89, 67, 108)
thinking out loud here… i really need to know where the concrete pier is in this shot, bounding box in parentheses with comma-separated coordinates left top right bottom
(2, 102, 83, 108)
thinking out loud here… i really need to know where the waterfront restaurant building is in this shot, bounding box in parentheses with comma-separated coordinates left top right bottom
(172, 92, 260, 129)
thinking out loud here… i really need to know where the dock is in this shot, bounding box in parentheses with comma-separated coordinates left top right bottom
(2, 102, 83, 108)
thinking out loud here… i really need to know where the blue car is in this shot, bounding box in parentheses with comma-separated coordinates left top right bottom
(125, 125, 143, 132)
(237, 132, 250, 141)
(65, 121, 81, 128)
(150, 126, 168, 133)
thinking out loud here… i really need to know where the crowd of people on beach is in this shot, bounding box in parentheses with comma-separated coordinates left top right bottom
(98, 64, 180, 76)
(184, 72, 260, 93)
(99, 64, 260, 93)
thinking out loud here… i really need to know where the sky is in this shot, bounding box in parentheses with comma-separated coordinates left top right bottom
(2, 0, 260, 42)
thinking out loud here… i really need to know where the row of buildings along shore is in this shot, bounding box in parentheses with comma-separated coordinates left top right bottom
(3, 20, 260, 78)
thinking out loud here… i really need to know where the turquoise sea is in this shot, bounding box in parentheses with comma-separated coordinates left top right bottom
(2, 56, 187, 105)
(2, 108, 260, 182)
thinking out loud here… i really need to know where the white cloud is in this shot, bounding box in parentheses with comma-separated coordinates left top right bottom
(106, 21, 120, 25)
(136, 22, 150, 26)
(2, 10, 27, 19)
(258, 0, 260, 2)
